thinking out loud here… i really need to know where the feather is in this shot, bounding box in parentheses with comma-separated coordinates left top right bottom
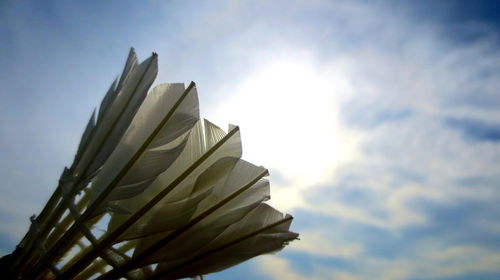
(105, 120, 241, 241)
(110, 157, 239, 242)
(70, 241, 152, 280)
(9, 52, 158, 276)
(116, 48, 139, 93)
(97, 48, 137, 124)
(13, 49, 299, 280)
(92, 158, 270, 280)
(21, 82, 196, 280)
(75, 109, 96, 162)
(55, 122, 242, 280)
(77, 53, 158, 180)
(130, 159, 270, 266)
(134, 171, 269, 265)
(89, 82, 199, 211)
(97, 78, 118, 124)
(155, 204, 298, 279)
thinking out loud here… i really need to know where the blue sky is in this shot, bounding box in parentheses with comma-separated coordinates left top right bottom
(1, 0, 500, 279)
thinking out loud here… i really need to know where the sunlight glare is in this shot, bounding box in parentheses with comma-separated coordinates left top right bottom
(209, 54, 360, 209)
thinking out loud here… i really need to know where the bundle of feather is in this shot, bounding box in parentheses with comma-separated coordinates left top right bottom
(7, 49, 298, 280)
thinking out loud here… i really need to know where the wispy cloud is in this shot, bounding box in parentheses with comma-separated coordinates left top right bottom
(178, 1, 500, 279)
(1, 0, 499, 279)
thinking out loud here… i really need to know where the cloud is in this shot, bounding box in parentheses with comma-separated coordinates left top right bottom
(166, 1, 500, 278)
(2, 1, 500, 279)
(289, 230, 363, 259)
(259, 243, 500, 280)
(445, 117, 500, 142)
(257, 255, 317, 280)
(161, 0, 500, 231)
(175, 2, 500, 279)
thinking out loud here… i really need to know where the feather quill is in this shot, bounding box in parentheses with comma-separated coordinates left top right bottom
(12, 51, 157, 275)
(74, 110, 97, 163)
(77, 52, 158, 180)
(93, 159, 270, 280)
(89, 82, 199, 210)
(155, 204, 297, 279)
(130, 159, 271, 266)
(106, 120, 241, 241)
(20, 55, 162, 279)
(58, 123, 242, 280)
(52, 84, 202, 279)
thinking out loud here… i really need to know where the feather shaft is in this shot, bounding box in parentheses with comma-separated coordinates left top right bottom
(21, 55, 159, 279)
(95, 167, 267, 280)
(57, 125, 239, 280)
(154, 215, 294, 280)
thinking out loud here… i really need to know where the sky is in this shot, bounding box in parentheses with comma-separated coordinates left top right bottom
(1, 0, 500, 279)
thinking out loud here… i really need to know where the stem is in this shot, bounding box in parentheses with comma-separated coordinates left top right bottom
(71, 242, 136, 280)
(45, 191, 90, 249)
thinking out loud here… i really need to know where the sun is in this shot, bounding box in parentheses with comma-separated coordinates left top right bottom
(208, 52, 360, 210)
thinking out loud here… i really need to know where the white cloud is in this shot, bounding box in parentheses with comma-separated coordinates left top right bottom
(257, 255, 318, 280)
(373, 244, 500, 279)
(184, 1, 500, 279)
(258, 244, 500, 280)
(288, 230, 362, 259)
(192, 2, 500, 234)
(2, 1, 500, 280)
(167, 0, 500, 237)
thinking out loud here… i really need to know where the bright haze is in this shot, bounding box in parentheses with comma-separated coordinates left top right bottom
(1, 1, 500, 279)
